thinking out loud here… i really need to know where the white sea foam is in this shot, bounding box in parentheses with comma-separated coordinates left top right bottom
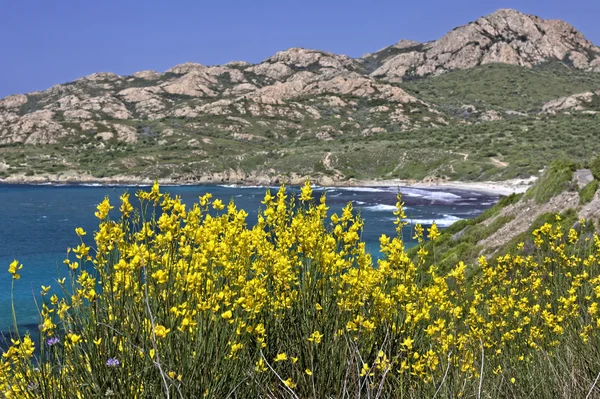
(363, 204, 398, 212)
(333, 187, 390, 193)
(405, 215, 463, 227)
(400, 188, 462, 201)
(218, 184, 283, 189)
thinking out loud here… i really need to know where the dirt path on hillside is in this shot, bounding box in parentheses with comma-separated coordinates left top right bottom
(323, 152, 345, 179)
(490, 157, 509, 168)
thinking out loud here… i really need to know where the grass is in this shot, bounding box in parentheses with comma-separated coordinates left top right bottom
(524, 160, 577, 204)
(580, 180, 599, 204)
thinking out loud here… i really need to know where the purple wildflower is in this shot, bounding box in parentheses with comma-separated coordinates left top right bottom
(46, 337, 60, 346)
(106, 357, 120, 367)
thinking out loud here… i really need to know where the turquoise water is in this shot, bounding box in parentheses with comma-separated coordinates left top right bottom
(0, 183, 498, 336)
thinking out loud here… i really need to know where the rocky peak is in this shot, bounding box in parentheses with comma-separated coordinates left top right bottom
(265, 47, 358, 71)
(79, 72, 122, 82)
(225, 61, 251, 68)
(0, 94, 27, 109)
(368, 8, 600, 80)
(132, 70, 161, 80)
(166, 62, 206, 74)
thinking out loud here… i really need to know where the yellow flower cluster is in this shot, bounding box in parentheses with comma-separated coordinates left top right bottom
(2, 181, 600, 397)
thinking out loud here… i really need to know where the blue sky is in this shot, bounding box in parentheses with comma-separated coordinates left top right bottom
(1, 0, 599, 98)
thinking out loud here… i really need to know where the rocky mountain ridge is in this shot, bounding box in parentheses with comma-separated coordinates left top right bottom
(366, 8, 600, 80)
(1, 8, 599, 147)
(2, 9, 600, 185)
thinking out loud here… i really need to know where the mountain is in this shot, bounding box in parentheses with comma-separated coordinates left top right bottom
(365, 8, 600, 81)
(1, 9, 600, 184)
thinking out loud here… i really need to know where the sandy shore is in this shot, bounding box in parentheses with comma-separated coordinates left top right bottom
(0, 171, 537, 196)
(346, 177, 538, 196)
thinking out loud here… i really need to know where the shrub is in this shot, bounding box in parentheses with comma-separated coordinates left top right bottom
(580, 179, 599, 204)
(590, 157, 600, 180)
(525, 160, 577, 204)
(3, 184, 600, 398)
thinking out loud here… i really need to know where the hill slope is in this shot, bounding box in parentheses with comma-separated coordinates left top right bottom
(1, 9, 600, 184)
(413, 160, 600, 268)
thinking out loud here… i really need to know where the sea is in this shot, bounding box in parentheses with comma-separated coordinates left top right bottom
(0, 183, 498, 339)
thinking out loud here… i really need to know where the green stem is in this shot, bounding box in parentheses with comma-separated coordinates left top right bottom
(11, 279, 20, 339)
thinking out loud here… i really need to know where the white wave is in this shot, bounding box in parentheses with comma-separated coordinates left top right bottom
(363, 204, 398, 212)
(81, 183, 103, 187)
(333, 187, 390, 193)
(217, 185, 281, 189)
(400, 188, 462, 201)
(122, 184, 151, 187)
(405, 215, 463, 227)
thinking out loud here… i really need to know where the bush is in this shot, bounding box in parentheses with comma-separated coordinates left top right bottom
(590, 157, 600, 180)
(525, 160, 577, 204)
(580, 179, 599, 204)
(3, 184, 600, 398)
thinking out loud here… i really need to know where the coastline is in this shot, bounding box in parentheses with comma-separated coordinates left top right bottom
(0, 171, 537, 196)
(348, 177, 537, 196)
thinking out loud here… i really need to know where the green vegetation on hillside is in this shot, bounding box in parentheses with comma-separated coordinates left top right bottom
(408, 192, 523, 269)
(580, 180, 599, 204)
(2, 113, 600, 183)
(524, 160, 576, 204)
(401, 62, 600, 114)
(3, 60, 600, 183)
(411, 160, 600, 272)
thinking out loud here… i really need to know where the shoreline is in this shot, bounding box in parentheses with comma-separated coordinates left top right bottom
(0, 173, 537, 196)
(348, 177, 537, 196)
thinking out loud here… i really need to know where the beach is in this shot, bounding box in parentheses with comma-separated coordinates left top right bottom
(0, 171, 537, 196)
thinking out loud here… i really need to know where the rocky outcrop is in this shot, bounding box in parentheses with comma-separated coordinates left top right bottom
(132, 70, 161, 80)
(161, 71, 219, 97)
(2, 110, 67, 145)
(368, 9, 600, 80)
(543, 90, 600, 114)
(0, 94, 28, 109)
(266, 48, 360, 71)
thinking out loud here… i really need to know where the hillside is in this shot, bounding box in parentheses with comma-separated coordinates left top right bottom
(1, 9, 600, 184)
(413, 159, 600, 268)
